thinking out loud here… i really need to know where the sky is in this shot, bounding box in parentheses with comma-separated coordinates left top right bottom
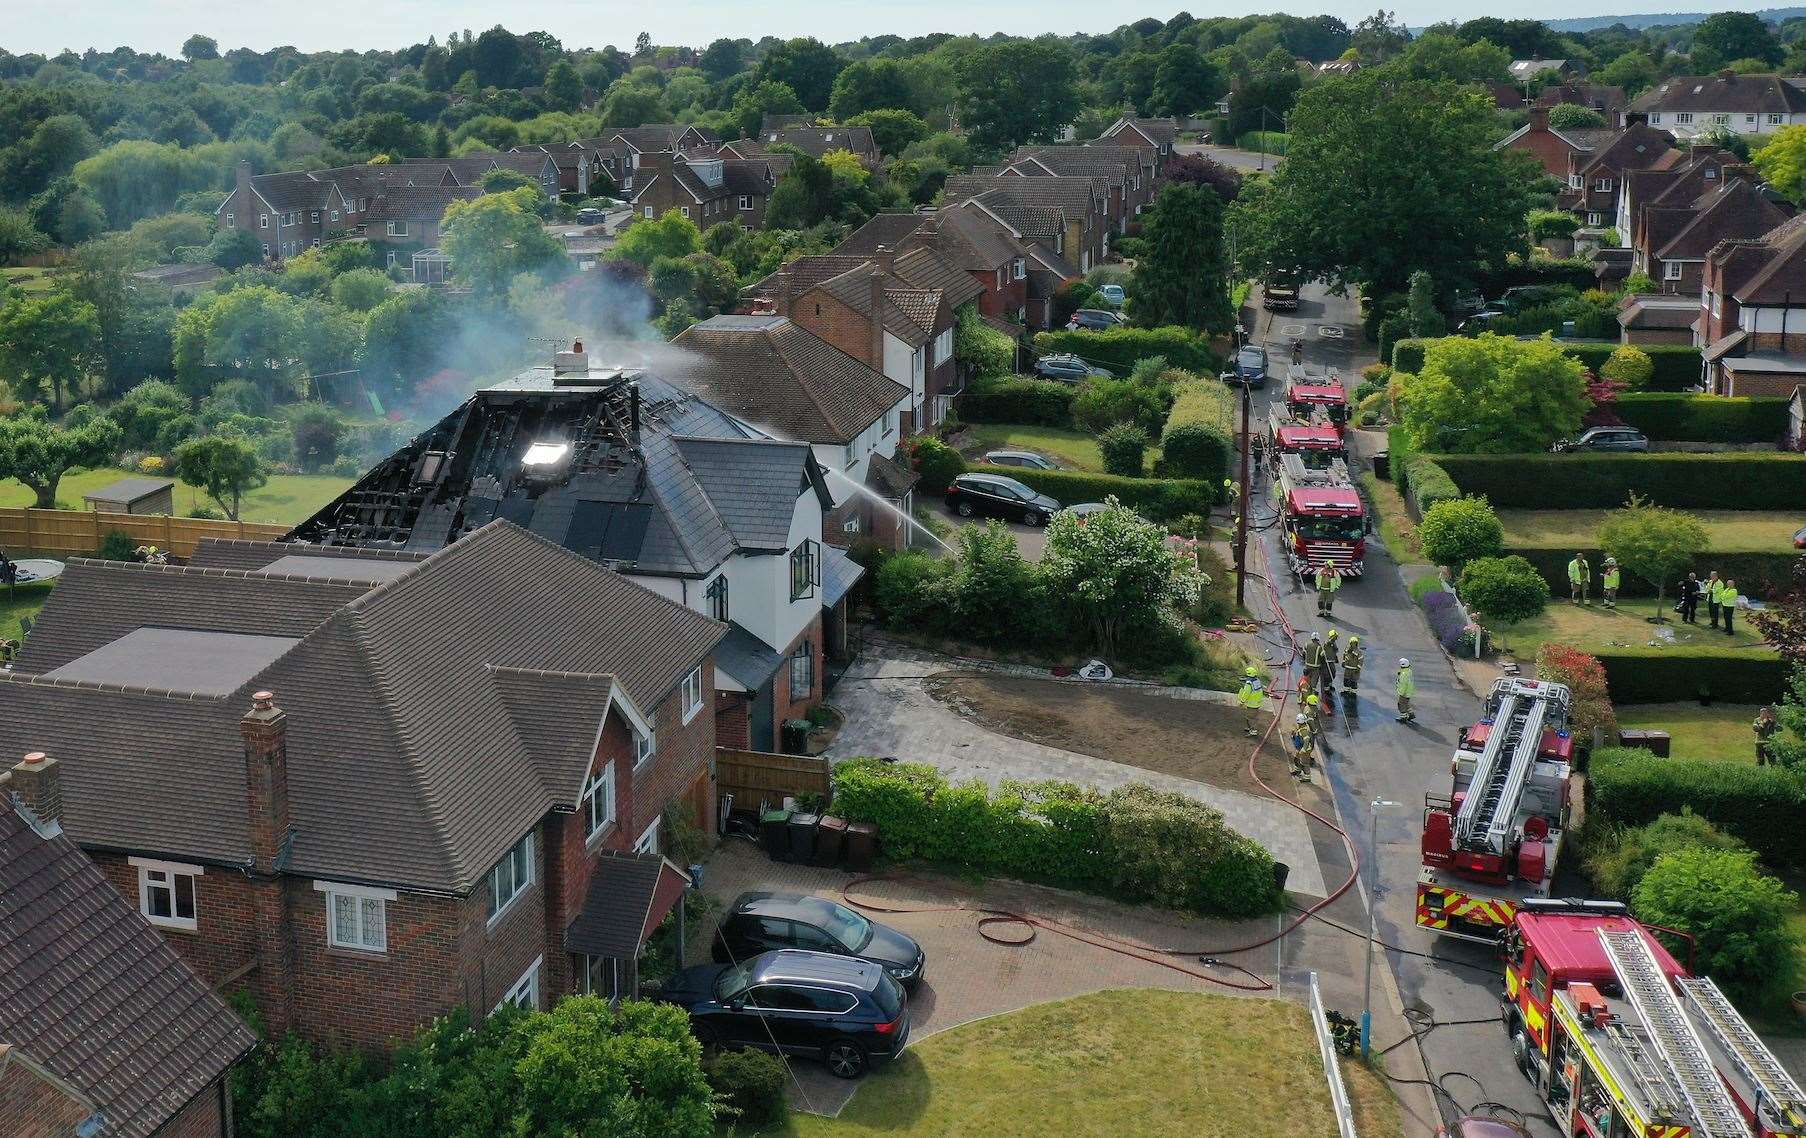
(0, 0, 1761, 56)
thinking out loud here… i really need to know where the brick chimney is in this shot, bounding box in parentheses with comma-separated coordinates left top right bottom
(869, 248, 894, 367)
(235, 160, 252, 210)
(13, 752, 62, 826)
(241, 691, 290, 873)
(1529, 106, 1550, 132)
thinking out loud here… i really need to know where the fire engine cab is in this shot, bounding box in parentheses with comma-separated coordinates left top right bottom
(1274, 452, 1365, 578)
(1418, 677, 1574, 942)
(1268, 405, 1347, 469)
(1503, 898, 1806, 1138)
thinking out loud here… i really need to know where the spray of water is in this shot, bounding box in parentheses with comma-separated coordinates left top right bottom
(822, 464, 954, 554)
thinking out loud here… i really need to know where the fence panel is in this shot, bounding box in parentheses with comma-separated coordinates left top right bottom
(715, 748, 831, 814)
(0, 508, 290, 561)
(1308, 972, 1359, 1138)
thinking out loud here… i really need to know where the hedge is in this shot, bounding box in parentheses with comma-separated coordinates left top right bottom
(1435, 452, 1806, 510)
(1611, 393, 1789, 443)
(1590, 646, 1790, 705)
(968, 462, 1217, 518)
(1502, 546, 1799, 600)
(1472, 258, 1601, 297)
(1032, 326, 1221, 377)
(1154, 380, 1235, 482)
(1390, 338, 1700, 390)
(1388, 426, 1460, 517)
(830, 758, 1285, 918)
(1587, 746, 1806, 869)
(958, 376, 1076, 426)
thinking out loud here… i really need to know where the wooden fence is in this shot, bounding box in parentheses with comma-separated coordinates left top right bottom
(0, 508, 288, 561)
(716, 748, 832, 815)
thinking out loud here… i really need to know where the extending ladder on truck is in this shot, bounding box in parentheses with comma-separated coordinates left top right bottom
(1454, 680, 1563, 856)
(1679, 975, 1806, 1133)
(1600, 929, 1753, 1138)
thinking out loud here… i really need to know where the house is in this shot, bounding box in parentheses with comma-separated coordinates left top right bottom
(1616, 292, 1700, 345)
(1490, 83, 1529, 110)
(1510, 58, 1585, 84)
(0, 760, 257, 1138)
(1624, 71, 1806, 138)
(942, 174, 1111, 272)
(628, 151, 779, 230)
(286, 348, 840, 756)
(1317, 59, 1361, 77)
(1005, 144, 1156, 222)
(749, 125, 880, 165)
(509, 143, 613, 196)
(1536, 83, 1628, 119)
(1699, 215, 1806, 394)
(952, 194, 1083, 328)
(670, 313, 917, 554)
(1495, 106, 1618, 179)
(1094, 117, 1179, 173)
(607, 124, 722, 192)
(760, 113, 818, 133)
(834, 209, 1033, 328)
(1624, 151, 1793, 294)
(0, 520, 727, 1050)
(1557, 118, 1682, 229)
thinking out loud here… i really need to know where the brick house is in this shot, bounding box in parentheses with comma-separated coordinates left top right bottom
(509, 143, 613, 196)
(1698, 215, 1806, 395)
(943, 174, 1111, 272)
(1616, 293, 1701, 345)
(608, 124, 722, 193)
(834, 209, 1033, 327)
(1006, 144, 1159, 220)
(0, 521, 726, 1052)
(1536, 83, 1628, 119)
(1095, 117, 1178, 174)
(1627, 157, 1792, 296)
(1557, 118, 1681, 229)
(1495, 106, 1617, 179)
(730, 124, 880, 166)
(287, 348, 836, 755)
(0, 767, 256, 1137)
(1624, 71, 1806, 139)
(953, 194, 1084, 328)
(628, 151, 778, 231)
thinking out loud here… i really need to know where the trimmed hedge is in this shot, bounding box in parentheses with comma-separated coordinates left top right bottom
(1612, 393, 1789, 443)
(1590, 646, 1789, 705)
(1154, 380, 1235, 482)
(1032, 326, 1222, 376)
(1587, 746, 1806, 868)
(1502, 546, 1798, 600)
(1436, 452, 1806, 510)
(1473, 258, 1599, 296)
(958, 376, 1076, 426)
(1391, 338, 1701, 390)
(830, 758, 1285, 918)
(968, 462, 1217, 519)
(1389, 425, 1460, 516)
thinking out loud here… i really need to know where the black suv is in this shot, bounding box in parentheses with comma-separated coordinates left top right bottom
(713, 891, 926, 990)
(660, 950, 910, 1078)
(944, 473, 1061, 526)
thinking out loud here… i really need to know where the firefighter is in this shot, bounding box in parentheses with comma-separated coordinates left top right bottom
(1315, 564, 1342, 617)
(1304, 691, 1325, 744)
(1222, 478, 1239, 510)
(1395, 658, 1416, 723)
(1720, 577, 1740, 636)
(1236, 666, 1267, 737)
(1754, 705, 1780, 766)
(1300, 632, 1325, 692)
(1567, 552, 1590, 605)
(1601, 557, 1620, 609)
(1341, 635, 1364, 701)
(1705, 570, 1724, 628)
(1288, 713, 1315, 780)
(1318, 628, 1340, 694)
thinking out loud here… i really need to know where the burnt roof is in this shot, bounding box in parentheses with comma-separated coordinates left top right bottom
(0, 803, 256, 1138)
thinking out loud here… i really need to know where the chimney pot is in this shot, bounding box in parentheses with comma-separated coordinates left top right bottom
(252, 690, 275, 711)
(13, 751, 62, 826)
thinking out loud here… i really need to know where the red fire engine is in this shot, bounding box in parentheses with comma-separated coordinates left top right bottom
(1273, 452, 1364, 578)
(1268, 404, 1347, 469)
(1417, 677, 1574, 942)
(1503, 898, 1806, 1138)
(1284, 366, 1349, 432)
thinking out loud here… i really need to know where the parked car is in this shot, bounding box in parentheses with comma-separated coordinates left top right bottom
(1034, 354, 1111, 382)
(712, 892, 927, 990)
(1067, 308, 1125, 331)
(982, 449, 1058, 471)
(1457, 310, 1505, 334)
(944, 473, 1061, 526)
(1451, 291, 1485, 316)
(1221, 343, 1269, 387)
(1551, 427, 1650, 453)
(575, 207, 605, 224)
(659, 950, 910, 1078)
(1096, 283, 1126, 308)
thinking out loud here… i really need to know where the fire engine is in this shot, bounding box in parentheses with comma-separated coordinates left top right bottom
(1417, 677, 1574, 942)
(1273, 451, 1364, 578)
(1284, 365, 1349, 432)
(1268, 404, 1347, 470)
(1503, 898, 1806, 1138)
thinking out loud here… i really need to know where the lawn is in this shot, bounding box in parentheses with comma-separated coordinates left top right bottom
(1499, 598, 1773, 660)
(1360, 472, 1424, 565)
(1614, 703, 1765, 763)
(0, 467, 352, 526)
(0, 579, 53, 645)
(957, 423, 1162, 474)
(751, 989, 1392, 1137)
(1, 266, 61, 295)
(1499, 509, 1803, 552)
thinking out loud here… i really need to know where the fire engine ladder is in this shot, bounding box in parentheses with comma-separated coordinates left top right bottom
(1600, 929, 1754, 1138)
(1453, 686, 1547, 856)
(1679, 975, 1806, 1130)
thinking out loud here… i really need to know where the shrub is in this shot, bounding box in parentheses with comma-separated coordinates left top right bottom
(872, 551, 956, 634)
(1031, 326, 1221, 376)
(705, 1050, 787, 1129)
(93, 530, 138, 561)
(1421, 588, 1479, 653)
(1402, 457, 1460, 517)
(1071, 376, 1167, 434)
(1633, 846, 1802, 1004)
(958, 377, 1074, 426)
(1155, 380, 1235, 482)
(967, 464, 1213, 521)
(949, 522, 1049, 646)
(1098, 423, 1148, 477)
(1417, 497, 1504, 569)
(906, 437, 965, 493)
(1528, 210, 1581, 240)
(1587, 746, 1806, 868)
(1436, 452, 1806, 511)
(1591, 646, 1790, 705)
(1599, 345, 1654, 391)
(1391, 339, 1428, 375)
(289, 404, 346, 472)
(1194, 545, 1236, 627)
(1612, 393, 1789, 442)
(1583, 812, 1749, 899)
(1537, 643, 1617, 746)
(1392, 338, 1700, 391)
(1457, 555, 1549, 637)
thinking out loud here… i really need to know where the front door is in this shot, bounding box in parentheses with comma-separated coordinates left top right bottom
(750, 677, 776, 752)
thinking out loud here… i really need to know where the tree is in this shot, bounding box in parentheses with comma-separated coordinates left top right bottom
(0, 411, 121, 508)
(755, 37, 844, 112)
(543, 59, 584, 111)
(0, 208, 49, 263)
(1547, 104, 1608, 130)
(1458, 555, 1548, 648)
(1400, 334, 1587, 454)
(173, 435, 266, 520)
(829, 59, 923, 121)
(612, 209, 702, 267)
(1227, 71, 1535, 297)
(1418, 496, 1504, 569)
(28, 178, 106, 246)
(1599, 345, 1654, 391)
(512, 999, 714, 1138)
(846, 110, 930, 157)
(172, 286, 305, 401)
(207, 227, 263, 269)
(329, 268, 392, 312)
(1598, 494, 1709, 621)
(440, 186, 565, 299)
(1129, 183, 1233, 333)
(1098, 423, 1149, 477)
(634, 31, 653, 57)
(700, 38, 745, 83)
(600, 83, 668, 129)
(1633, 847, 1801, 1004)
(764, 154, 837, 230)
(1406, 270, 1446, 337)
(1598, 51, 1657, 96)
(1754, 126, 1806, 204)
(473, 25, 525, 88)
(1166, 153, 1243, 203)
(1039, 498, 1203, 659)
(955, 40, 1081, 153)
(0, 289, 101, 408)
(1350, 10, 1411, 63)
(181, 34, 220, 62)
(1227, 50, 1303, 142)
(730, 80, 805, 140)
(1691, 12, 1782, 70)
(1149, 44, 1225, 118)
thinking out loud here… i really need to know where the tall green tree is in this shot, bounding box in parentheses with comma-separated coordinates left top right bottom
(1039, 499, 1203, 660)
(755, 37, 844, 112)
(0, 289, 101, 408)
(1598, 494, 1709, 620)
(181, 34, 220, 61)
(730, 80, 805, 140)
(955, 40, 1081, 154)
(1691, 11, 1782, 69)
(612, 209, 702, 267)
(172, 285, 304, 401)
(440, 186, 565, 299)
(0, 411, 120, 508)
(828, 58, 923, 120)
(1150, 44, 1225, 117)
(0, 208, 48, 263)
(1406, 270, 1446, 336)
(473, 25, 525, 88)
(173, 435, 266, 520)
(846, 110, 930, 157)
(700, 38, 745, 83)
(1400, 334, 1587, 454)
(763, 154, 837, 229)
(1128, 183, 1233, 333)
(543, 59, 584, 111)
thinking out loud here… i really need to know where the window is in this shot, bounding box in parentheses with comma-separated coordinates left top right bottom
(495, 957, 542, 1013)
(843, 441, 857, 467)
(258, 213, 269, 228)
(1530, 959, 1551, 1004)
(581, 954, 620, 999)
(643, 205, 654, 219)
(635, 725, 656, 767)
(1650, 113, 1663, 124)
(883, 409, 896, 436)
(311, 210, 320, 223)
(1665, 261, 1683, 281)
(1676, 112, 1694, 124)
(739, 194, 753, 210)
(261, 243, 269, 257)
(1587, 212, 1602, 226)
(634, 818, 661, 854)
(225, 214, 236, 227)
(1747, 114, 1759, 124)
(387, 221, 409, 237)
(486, 833, 534, 923)
(1593, 178, 1612, 192)
(1712, 113, 1729, 125)
(582, 761, 616, 839)
(706, 575, 729, 622)
(281, 212, 293, 225)
(741, 224, 751, 233)
(1771, 113, 1786, 125)
(679, 206, 690, 218)
(1013, 258, 1026, 280)
(995, 267, 1005, 289)
(789, 541, 818, 601)
(843, 517, 861, 534)
(132, 858, 200, 930)
(1567, 173, 1582, 189)
(331, 208, 340, 222)
(316, 882, 392, 952)
(681, 664, 704, 723)
(789, 642, 814, 695)
(933, 326, 953, 365)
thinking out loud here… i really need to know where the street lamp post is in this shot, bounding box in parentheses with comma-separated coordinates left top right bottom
(1361, 796, 1400, 1060)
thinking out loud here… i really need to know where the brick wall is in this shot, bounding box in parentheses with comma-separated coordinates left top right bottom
(789, 290, 883, 369)
(772, 615, 825, 732)
(632, 663, 717, 841)
(151, 1083, 229, 1138)
(91, 853, 263, 989)
(0, 1061, 92, 1138)
(715, 691, 751, 750)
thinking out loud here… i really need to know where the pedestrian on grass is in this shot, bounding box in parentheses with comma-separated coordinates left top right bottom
(1395, 658, 1416, 723)
(1568, 553, 1591, 605)
(1316, 564, 1342, 617)
(1341, 636, 1364, 702)
(1236, 667, 1267, 738)
(1680, 573, 1701, 624)
(1706, 571, 1723, 628)
(1754, 705, 1780, 766)
(1720, 578, 1740, 636)
(1602, 558, 1620, 609)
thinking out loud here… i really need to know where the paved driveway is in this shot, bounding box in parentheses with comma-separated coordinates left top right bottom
(928, 499, 1048, 559)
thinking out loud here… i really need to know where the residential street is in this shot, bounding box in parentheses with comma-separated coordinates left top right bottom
(1175, 141, 1282, 172)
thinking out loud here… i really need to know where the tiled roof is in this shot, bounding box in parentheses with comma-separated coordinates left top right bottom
(363, 185, 483, 223)
(250, 170, 336, 210)
(864, 450, 920, 499)
(671, 315, 908, 444)
(0, 802, 256, 1138)
(1102, 117, 1178, 144)
(1717, 213, 1806, 304)
(566, 852, 690, 958)
(814, 262, 939, 343)
(1576, 123, 1680, 178)
(755, 126, 878, 159)
(964, 192, 1066, 242)
(1629, 74, 1806, 115)
(1655, 178, 1792, 261)
(944, 174, 1103, 216)
(675, 437, 818, 551)
(894, 246, 984, 307)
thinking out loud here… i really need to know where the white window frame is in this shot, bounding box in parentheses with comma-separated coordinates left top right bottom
(1747, 114, 1758, 124)
(1771, 113, 1786, 125)
(486, 833, 534, 927)
(1650, 113, 1663, 124)
(259, 213, 269, 229)
(331, 208, 340, 222)
(1013, 258, 1026, 280)
(314, 881, 395, 953)
(387, 220, 409, 237)
(582, 760, 616, 841)
(1587, 212, 1602, 226)
(680, 206, 690, 218)
(643, 205, 654, 219)
(581, 953, 620, 999)
(494, 956, 542, 1013)
(1712, 113, 1729, 125)
(634, 817, 661, 855)
(681, 665, 704, 723)
(1593, 178, 1612, 192)
(225, 214, 235, 227)
(1676, 112, 1694, 125)
(311, 210, 320, 223)
(634, 725, 657, 768)
(1665, 261, 1683, 281)
(739, 194, 753, 210)
(131, 857, 201, 931)
(261, 243, 269, 257)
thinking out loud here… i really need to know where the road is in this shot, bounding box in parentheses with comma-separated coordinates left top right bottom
(1250, 282, 1554, 1136)
(1175, 142, 1283, 173)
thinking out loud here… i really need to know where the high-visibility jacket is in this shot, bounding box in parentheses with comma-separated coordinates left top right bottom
(1301, 641, 1325, 670)
(1568, 558, 1590, 584)
(1603, 567, 1620, 590)
(1721, 582, 1740, 608)
(1396, 666, 1415, 698)
(1710, 579, 1727, 605)
(1342, 646, 1364, 677)
(1237, 680, 1266, 709)
(1290, 724, 1314, 753)
(1316, 568, 1341, 594)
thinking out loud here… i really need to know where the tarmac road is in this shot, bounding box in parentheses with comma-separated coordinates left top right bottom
(1249, 282, 1557, 1136)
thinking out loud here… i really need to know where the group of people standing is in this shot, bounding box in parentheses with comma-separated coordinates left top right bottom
(1235, 624, 1417, 781)
(1567, 554, 1743, 634)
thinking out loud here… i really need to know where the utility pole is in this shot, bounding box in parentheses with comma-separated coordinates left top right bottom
(1234, 373, 1252, 608)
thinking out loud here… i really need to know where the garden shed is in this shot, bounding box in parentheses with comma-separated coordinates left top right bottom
(83, 477, 175, 516)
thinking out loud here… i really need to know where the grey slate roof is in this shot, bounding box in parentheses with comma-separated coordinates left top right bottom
(821, 544, 866, 609)
(188, 539, 431, 573)
(566, 851, 690, 957)
(1629, 73, 1806, 116)
(713, 622, 787, 690)
(675, 437, 815, 551)
(0, 803, 256, 1138)
(82, 476, 172, 505)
